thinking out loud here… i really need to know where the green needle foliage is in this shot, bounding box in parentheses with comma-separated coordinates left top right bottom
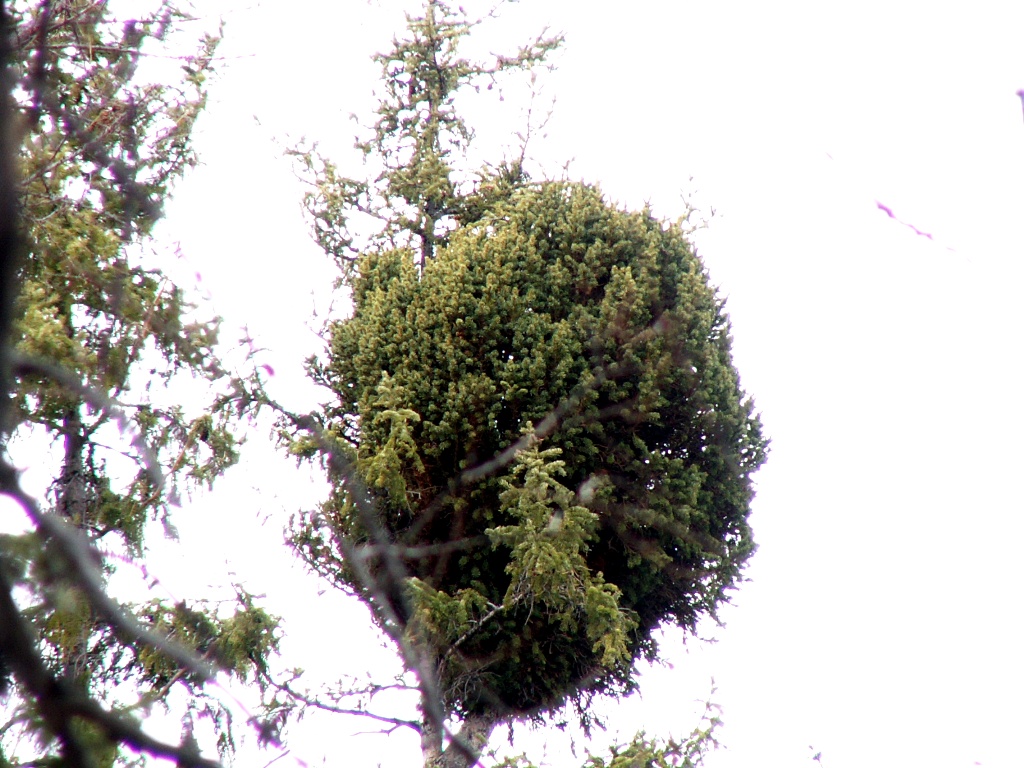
(1, 2, 278, 765)
(289, 0, 560, 276)
(295, 181, 766, 723)
(285, 1, 766, 763)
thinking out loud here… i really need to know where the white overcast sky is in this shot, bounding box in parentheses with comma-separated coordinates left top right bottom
(133, 1, 1024, 767)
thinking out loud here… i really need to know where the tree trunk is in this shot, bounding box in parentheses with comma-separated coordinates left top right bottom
(55, 406, 88, 526)
(421, 711, 497, 768)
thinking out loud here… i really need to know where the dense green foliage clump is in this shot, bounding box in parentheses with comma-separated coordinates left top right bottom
(293, 180, 767, 719)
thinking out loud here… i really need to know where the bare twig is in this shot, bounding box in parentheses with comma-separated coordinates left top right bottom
(442, 595, 524, 663)
(355, 536, 490, 562)
(271, 678, 421, 732)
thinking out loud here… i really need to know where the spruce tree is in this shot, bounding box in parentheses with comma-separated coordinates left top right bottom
(284, 2, 766, 765)
(0, 3, 278, 765)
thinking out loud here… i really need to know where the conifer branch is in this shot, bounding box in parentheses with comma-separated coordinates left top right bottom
(0, 481, 219, 768)
(0, 472, 215, 682)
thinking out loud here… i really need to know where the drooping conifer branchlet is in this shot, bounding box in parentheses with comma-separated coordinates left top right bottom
(290, 0, 561, 277)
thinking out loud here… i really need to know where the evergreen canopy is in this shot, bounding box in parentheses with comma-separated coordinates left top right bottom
(293, 180, 767, 721)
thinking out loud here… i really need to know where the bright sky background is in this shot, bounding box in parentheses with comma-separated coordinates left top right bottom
(123, 0, 1024, 766)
